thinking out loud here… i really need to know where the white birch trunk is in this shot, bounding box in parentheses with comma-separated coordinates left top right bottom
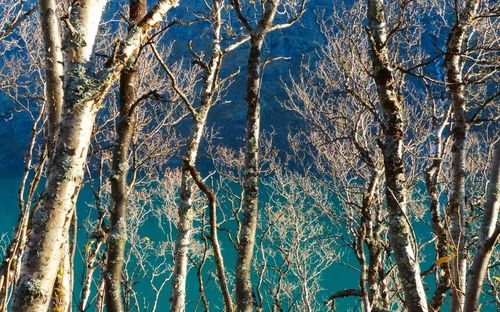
(463, 142, 500, 312)
(169, 2, 225, 309)
(444, 1, 479, 309)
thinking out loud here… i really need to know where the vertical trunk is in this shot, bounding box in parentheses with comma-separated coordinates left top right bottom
(96, 270, 106, 312)
(39, 0, 64, 155)
(235, 3, 278, 311)
(40, 2, 68, 308)
(50, 212, 76, 312)
(356, 167, 380, 312)
(363, 172, 386, 311)
(463, 142, 500, 312)
(366, 1, 427, 311)
(105, 1, 146, 311)
(235, 35, 263, 312)
(170, 110, 211, 312)
(80, 157, 106, 312)
(444, 1, 479, 310)
(425, 110, 451, 311)
(169, 2, 224, 310)
(0, 1, 63, 309)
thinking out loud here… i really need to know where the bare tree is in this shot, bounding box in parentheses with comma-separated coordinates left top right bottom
(365, 1, 427, 310)
(228, 1, 306, 310)
(105, 1, 147, 311)
(11, 1, 179, 310)
(463, 141, 500, 311)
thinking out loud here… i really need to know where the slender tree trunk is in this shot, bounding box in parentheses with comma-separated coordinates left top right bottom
(425, 110, 451, 311)
(40, 0, 64, 155)
(96, 269, 106, 312)
(170, 108, 211, 312)
(366, 1, 427, 311)
(168, 2, 224, 309)
(10, 1, 177, 310)
(235, 35, 263, 312)
(444, 1, 479, 310)
(463, 142, 500, 312)
(40, 1, 67, 307)
(79, 240, 104, 312)
(186, 163, 234, 312)
(105, 1, 146, 311)
(235, 3, 278, 311)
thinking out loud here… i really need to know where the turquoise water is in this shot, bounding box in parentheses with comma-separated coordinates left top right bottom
(0, 174, 497, 311)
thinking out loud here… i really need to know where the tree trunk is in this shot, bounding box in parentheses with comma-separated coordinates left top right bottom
(11, 1, 177, 310)
(105, 1, 146, 311)
(168, 3, 225, 309)
(235, 2, 279, 311)
(425, 110, 451, 311)
(79, 240, 104, 312)
(463, 142, 500, 312)
(444, 1, 479, 310)
(0, 1, 63, 308)
(39, 0, 64, 156)
(366, 1, 427, 311)
(185, 162, 234, 312)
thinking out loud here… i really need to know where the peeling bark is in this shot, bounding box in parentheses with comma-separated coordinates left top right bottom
(366, 1, 427, 311)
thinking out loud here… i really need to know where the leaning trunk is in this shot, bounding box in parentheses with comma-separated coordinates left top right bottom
(366, 1, 427, 311)
(463, 142, 500, 312)
(11, 0, 177, 310)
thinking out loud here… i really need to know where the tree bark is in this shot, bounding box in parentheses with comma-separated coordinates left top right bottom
(425, 109, 451, 311)
(168, 2, 225, 310)
(235, 2, 279, 311)
(444, 1, 479, 310)
(39, 0, 64, 156)
(0, 1, 63, 308)
(105, 1, 146, 311)
(10, 1, 178, 310)
(366, 1, 428, 311)
(186, 162, 234, 312)
(463, 141, 500, 312)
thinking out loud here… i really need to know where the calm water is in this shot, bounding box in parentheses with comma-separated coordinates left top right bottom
(0, 175, 496, 311)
